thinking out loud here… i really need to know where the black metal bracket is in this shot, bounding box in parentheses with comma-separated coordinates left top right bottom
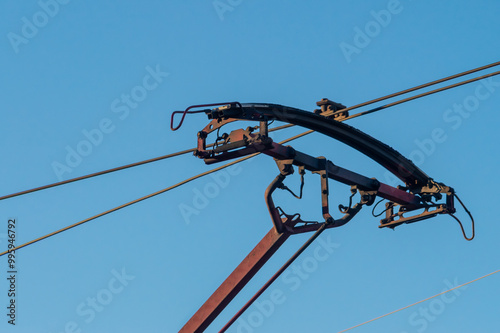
(312, 157, 334, 224)
(314, 98, 348, 121)
(266, 156, 369, 234)
(379, 185, 456, 229)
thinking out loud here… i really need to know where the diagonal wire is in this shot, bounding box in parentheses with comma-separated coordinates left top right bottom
(339, 69, 500, 121)
(338, 269, 500, 332)
(332, 60, 500, 115)
(1, 62, 498, 202)
(270, 70, 500, 157)
(0, 130, 312, 258)
(0, 130, 295, 202)
(0, 130, 306, 202)
(0, 153, 254, 258)
(270, 60, 500, 128)
(0, 63, 498, 255)
(0, 148, 196, 202)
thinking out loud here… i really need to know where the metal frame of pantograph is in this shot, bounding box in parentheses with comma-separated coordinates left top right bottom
(174, 99, 473, 332)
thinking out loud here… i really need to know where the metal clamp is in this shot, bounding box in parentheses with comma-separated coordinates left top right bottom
(312, 157, 333, 224)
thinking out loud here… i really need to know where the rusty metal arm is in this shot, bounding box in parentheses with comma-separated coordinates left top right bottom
(179, 220, 298, 333)
(196, 102, 458, 229)
(178, 99, 472, 332)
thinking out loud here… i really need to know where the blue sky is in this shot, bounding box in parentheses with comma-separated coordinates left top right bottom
(0, 1, 499, 332)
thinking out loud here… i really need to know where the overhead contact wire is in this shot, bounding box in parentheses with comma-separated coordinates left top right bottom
(341, 70, 500, 121)
(2, 62, 498, 201)
(0, 149, 197, 202)
(0, 152, 256, 258)
(0, 62, 496, 256)
(0, 132, 316, 258)
(272, 60, 500, 127)
(336, 60, 500, 115)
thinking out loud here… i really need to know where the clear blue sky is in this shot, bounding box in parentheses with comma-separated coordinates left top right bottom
(0, 1, 499, 332)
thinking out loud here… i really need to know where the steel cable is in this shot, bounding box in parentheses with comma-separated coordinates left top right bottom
(0, 64, 498, 255)
(1, 62, 498, 202)
(0, 130, 315, 258)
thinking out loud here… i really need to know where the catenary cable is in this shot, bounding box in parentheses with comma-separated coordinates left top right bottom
(0, 64, 497, 255)
(339, 69, 500, 121)
(0, 129, 310, 202)
(0, 130, 315, 258)
(0, 149, 196, 202)
(270, 60, 500, 129)
(1, 63, 498, 202)
(272, 70, 500, 152)
(0, 127, 305, 204)
(0, 67, 496, 253)
(336, 60, 500, 115)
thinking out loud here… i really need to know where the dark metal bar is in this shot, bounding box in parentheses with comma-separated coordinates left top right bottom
(205, 138, 420, 207)
(261, 142, 421, 206)
(325, 161, 379, 190)
(377, 183, 421, 206)
(265, 174, 287, 233)
(287, 203, 362, 234)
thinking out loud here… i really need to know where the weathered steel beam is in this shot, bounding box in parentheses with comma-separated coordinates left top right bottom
(179, 224, 295, 333)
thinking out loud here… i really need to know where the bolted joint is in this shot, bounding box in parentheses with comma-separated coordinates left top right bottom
(197, 131, 207, 139)
(275, 159, 295, 176)
(359, 190, 378, 206)
(314, 98, 348, 120)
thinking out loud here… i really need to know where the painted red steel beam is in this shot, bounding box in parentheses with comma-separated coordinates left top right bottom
(179, 222, 296, 333)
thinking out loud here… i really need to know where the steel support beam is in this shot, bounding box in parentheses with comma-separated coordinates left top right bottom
(179, 223, 295, 332)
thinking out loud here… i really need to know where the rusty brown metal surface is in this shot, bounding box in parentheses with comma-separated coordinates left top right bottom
(179, 222, 296, 333)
